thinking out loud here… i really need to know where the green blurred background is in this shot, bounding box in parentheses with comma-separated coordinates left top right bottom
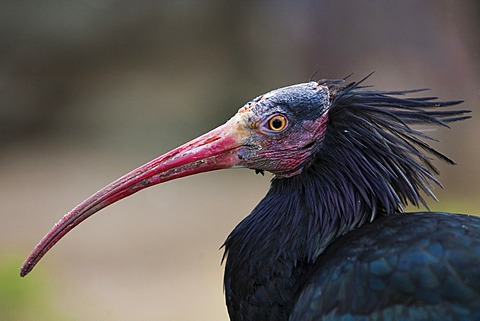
(1, 1, 479, 320)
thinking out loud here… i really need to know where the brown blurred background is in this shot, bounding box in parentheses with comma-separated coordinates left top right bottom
(1, 1, 479, 320)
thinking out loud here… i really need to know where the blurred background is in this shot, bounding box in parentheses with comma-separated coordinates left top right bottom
(1, 0, 479, 320)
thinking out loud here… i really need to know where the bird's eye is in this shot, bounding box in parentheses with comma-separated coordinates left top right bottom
(267, 115, 288, 132)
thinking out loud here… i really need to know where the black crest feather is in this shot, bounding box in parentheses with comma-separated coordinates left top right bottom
(315, 76, 469, 216)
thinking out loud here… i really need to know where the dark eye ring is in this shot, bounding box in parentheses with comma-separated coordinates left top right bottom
(267, 114, 288, 132)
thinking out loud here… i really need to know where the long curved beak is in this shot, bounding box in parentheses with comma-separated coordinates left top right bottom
(21, 120, 245, 277)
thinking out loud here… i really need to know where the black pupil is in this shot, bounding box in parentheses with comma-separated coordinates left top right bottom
(271, 118, 283, 129)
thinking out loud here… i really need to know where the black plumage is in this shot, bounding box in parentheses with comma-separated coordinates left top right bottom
(290, 212, 480, 321)
(21, 76, 480, 321)
(223, 78, 478, 320)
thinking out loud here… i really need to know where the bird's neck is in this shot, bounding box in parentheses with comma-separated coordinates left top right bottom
(222, 80, 466, 320)
(222, 165, 378, 321)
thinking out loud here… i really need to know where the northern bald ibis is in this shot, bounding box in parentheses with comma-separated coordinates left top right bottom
(21, 76, 480, 320)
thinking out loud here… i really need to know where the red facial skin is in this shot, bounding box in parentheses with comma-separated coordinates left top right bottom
(238, 114, 328, 177)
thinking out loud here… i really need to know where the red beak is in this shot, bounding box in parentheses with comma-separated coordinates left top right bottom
(21, 121, 244, 277)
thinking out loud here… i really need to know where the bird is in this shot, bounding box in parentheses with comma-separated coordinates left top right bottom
(21, 75, 480, 320)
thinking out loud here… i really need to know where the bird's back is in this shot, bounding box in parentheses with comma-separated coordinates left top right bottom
(290, 212, 480, 321)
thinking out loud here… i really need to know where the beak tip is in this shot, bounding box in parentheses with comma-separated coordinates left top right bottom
(20, 254, 37, 277)
(19, 264, 30, 277)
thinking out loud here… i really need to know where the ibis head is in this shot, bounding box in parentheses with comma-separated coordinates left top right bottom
(20, 81, 332, 276)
